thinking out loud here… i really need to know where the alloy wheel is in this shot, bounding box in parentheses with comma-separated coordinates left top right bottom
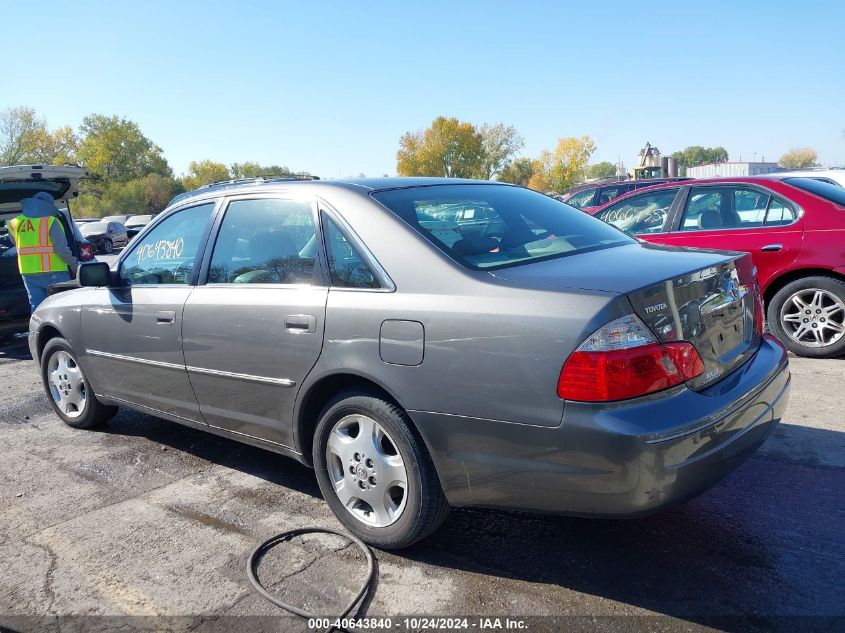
(47, 350, 87, 418)
(326, 414, 408, 527)
(780, 288, 845, 348)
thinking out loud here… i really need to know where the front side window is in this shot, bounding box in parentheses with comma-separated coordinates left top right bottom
(207, 197, 317, 285)
(372, 184, 632, 271)
(596, 184, 631, 206)
(120, 203, 214, 285)
(680, 186, 769, 231)
(564, 187, 598, 209)
(322, 215, 380, 289)
(596, 188, 678, 235)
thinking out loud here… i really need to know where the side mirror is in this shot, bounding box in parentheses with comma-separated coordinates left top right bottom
(78, 262, 111, 287)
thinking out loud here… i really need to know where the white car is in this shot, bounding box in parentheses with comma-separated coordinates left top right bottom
(771, 168, 845, 188)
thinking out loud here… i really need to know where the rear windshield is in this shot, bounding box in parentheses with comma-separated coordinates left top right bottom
(372, 184, 632, 270)
(0, 180, 69, 205)
(784, 178, 845, 206)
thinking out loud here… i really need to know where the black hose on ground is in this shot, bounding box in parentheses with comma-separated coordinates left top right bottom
(247, 527, 376, 629)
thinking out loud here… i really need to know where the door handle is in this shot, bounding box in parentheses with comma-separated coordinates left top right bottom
(155, 310, 176, 325)
(761, 244, 783, 252)
(285, 314, 317, 333)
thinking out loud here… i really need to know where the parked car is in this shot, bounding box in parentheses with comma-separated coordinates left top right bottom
(769, 168, 845, 188)
(0, 165, 94, 343)
(29, 177, 789, 549)
(124, 214, 154, 239)
(78, 220, 129, 254)
(590, 176, 845, 357)
(558, 177, 691, 212)
(102, 214, 130, 225)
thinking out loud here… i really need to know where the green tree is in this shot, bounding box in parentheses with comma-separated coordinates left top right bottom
(587, 161, 617, 180)
(670, 145, 729, 168)
(478, 123, 523, 179)
(779, 147, 819, 169)
(530, 136, 596, 193)
(180, 160, 230, 190)
(230, 162, 295, 179)
(397, 116, 485, 178)
(496, 157, 535, 186)
(77, 114, 172, 182)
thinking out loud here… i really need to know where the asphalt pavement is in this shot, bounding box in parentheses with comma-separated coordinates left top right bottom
(0, 337, 842, 633)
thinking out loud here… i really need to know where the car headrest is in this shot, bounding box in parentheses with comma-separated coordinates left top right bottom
(698, 209, 722, 229)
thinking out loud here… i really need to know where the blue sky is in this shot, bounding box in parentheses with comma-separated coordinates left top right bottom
(2, 0, 843, 177)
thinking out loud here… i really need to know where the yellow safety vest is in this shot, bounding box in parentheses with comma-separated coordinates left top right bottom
(8, 215, 67, 275)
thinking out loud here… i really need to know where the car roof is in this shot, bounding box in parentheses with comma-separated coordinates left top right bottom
(167, 176, 513, 207)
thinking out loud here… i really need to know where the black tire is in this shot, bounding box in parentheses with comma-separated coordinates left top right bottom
(767, 276, 845, 358)
(312, 388, 449, 549)
(40, 337, 118, 429)
(100, 238, 113, 255)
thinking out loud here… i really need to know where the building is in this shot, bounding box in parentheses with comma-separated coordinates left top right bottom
(685, 161, 780, 179)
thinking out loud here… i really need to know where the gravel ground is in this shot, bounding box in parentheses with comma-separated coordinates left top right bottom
(0, 338, 842, 633)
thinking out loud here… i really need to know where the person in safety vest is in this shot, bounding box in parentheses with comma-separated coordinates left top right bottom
(7, 192, 79, 313)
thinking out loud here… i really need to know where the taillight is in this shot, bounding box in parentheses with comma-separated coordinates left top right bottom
(79, 243, 93, 261)
(558, 315, 705, 402)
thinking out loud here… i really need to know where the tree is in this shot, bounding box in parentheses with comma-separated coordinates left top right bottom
(529, 136, 596, 193)
(779, 147, 819, 169)
(180, 160, 230, 190)
(396, 116, 485, 178)
(230, 162, 295, 179)
(478, 123, 523, 180)
(587, 161, 617, 180)
(497, 157, 535, 186)
(670, 145, 729, 168)
(77, 114, 172, 182)
(0, 106, 77, 166)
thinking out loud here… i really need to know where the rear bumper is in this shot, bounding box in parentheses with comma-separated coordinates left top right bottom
(411, 334, 790, 516)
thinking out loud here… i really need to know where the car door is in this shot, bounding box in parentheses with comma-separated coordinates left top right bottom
(655, 184, 804, 288)
(81, 201, 217, 421)
(593, 187, 682, 238)
(181, 194, 328, 448)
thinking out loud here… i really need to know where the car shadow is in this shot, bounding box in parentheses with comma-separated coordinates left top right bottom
(0, 334, 32, 360)
(100, 411, 843, 629)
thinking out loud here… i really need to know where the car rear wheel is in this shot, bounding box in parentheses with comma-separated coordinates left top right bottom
(40, 337, 118, 429)
(768, 276, 845, 358)
(313, 388, 449, 549)
(100, 238, 113, 255)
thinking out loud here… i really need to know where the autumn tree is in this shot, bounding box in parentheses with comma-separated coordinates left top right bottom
(497, 157, 535, 186)
(529, 136, 596, 193)
(77, 114, 171, 181)
(230, 162, 295, 179)
(779, 147, 819, 169)
(180, 160, 230, 190)
(397, 116, 487, 178)
(587, 161, 617, 180)
(0, 107, 78, 166)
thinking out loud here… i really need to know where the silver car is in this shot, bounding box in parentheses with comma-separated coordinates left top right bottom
(29, 178, 790, 548)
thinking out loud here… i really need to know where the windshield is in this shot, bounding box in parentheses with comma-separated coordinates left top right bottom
(784, 177, 845, 206)
(372, 184, 632, 270)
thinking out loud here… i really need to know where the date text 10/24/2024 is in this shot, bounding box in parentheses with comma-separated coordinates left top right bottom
(308, 617, 528, 630)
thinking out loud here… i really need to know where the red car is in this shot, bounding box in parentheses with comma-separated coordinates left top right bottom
(589, 176, 845, 358)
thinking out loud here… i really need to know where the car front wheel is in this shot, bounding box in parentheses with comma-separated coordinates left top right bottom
(40, 337, 118, 429)
(768, 276, 845, 358)
(313, 388, 449, 549)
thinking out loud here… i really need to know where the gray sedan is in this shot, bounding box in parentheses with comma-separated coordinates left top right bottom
(29, 178, 790, 548)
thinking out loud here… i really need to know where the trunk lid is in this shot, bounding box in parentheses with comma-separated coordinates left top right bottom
(490, 242, 762, 389)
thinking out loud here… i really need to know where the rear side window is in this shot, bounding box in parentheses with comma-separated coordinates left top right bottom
(564, 187, 598, 208)
(322, 215, 380, 289)
(680, 186, 770, 231)
(596, 184, 631, 206)
(372, 184, 631, 271)
(784, 178, 845, 206)
(595, 188, 678, 235)
(207, 198, 317, 285)
(764, 198, 798, 226)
